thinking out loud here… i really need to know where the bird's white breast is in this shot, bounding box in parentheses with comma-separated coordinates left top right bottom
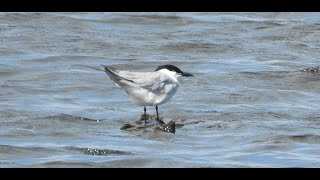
(125, 69, 180, 106)
(148, 69, 180, 106)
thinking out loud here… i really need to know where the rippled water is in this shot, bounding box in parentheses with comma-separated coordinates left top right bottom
(1, 12, 320, 167)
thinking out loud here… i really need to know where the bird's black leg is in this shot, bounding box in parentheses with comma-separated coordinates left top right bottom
(143, 106, 147, 125)
(156, 105, 159, 120)
(155, 105, 165, 125)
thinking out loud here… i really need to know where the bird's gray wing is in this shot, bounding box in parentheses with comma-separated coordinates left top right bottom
(103, 66, 168, 93)
(131, 72, 169, 94)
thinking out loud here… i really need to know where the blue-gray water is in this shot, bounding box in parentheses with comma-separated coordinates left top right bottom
(1, 12, 320, 167)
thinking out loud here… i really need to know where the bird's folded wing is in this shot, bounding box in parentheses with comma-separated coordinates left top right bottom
(109, 68, 168, 93)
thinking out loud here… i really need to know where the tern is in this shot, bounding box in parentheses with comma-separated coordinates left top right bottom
(85, 64, 193, 124)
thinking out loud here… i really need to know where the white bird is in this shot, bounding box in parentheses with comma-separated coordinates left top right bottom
(85, 64, 193, 124)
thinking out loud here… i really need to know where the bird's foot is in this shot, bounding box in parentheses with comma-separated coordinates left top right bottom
(155, 117, 165, 125)
(137, 114, 154, 126)
(141, 114, 153, 120)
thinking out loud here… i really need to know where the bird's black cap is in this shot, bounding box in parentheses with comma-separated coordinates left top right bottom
(155, 65, 193, 77)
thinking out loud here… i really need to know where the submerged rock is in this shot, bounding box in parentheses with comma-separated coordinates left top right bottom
(120, 124, 136, 130)
(302, 66, 320, 73)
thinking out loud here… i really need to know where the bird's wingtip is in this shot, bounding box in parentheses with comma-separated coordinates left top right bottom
(100, 64, 107, 69)
(81, 65, 105, 72)
(101, 65, 135, 83)
(100, 64, 113, 70)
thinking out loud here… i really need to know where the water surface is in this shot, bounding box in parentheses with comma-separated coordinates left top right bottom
(1, 12, 320, 167)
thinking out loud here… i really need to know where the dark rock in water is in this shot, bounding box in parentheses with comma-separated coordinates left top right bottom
(120, 114, 176, 134)
(155, 120, 176, 134)
(302, 66, 320, 73)
(120, 114, 205, 134)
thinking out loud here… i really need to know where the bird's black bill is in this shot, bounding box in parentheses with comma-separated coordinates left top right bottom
(182, 72, 193, 77)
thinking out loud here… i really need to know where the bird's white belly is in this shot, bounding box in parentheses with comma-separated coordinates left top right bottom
(127, 84, 178, 106)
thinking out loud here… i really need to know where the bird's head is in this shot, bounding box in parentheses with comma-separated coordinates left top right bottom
(155, 65, 193, 77)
